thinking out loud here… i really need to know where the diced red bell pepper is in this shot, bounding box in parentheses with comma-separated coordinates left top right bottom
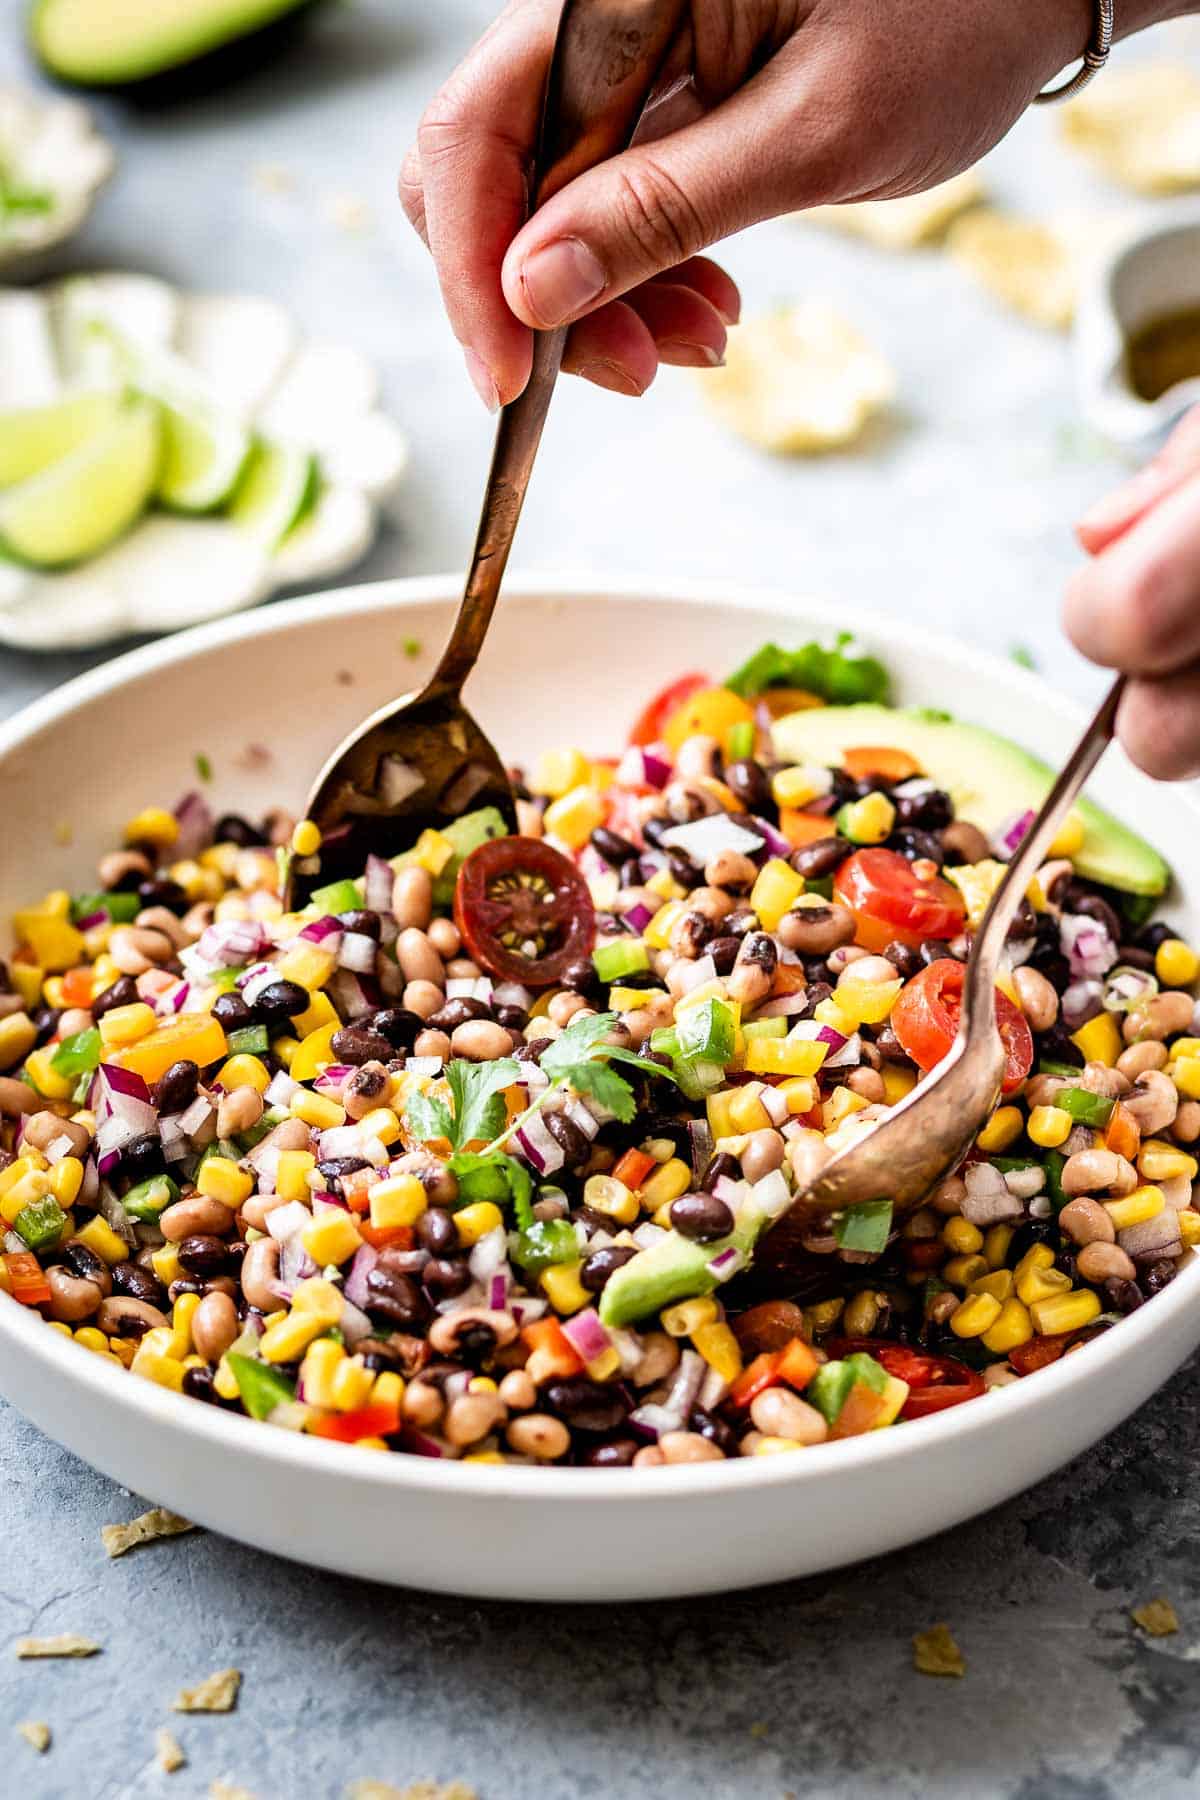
(3, 1252, 51, 1307)
(521, 1316, 585, 1377)
(842, 746, 923, 783)
(1009, 1331, 1079, 1376)
(1105, 1101, 1139, 1162)
(612, 1148, 657, 1193)
(728, 1351, 783, 1408)
(829, 1380, 889, 1438)
(357, 1221, 414, 1251)
(61, 967, 95, 1008)
(776, 1336, 819, 1390)
(309, 1399, 402, 1443)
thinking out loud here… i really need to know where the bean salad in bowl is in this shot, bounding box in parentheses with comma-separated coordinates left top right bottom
(0, 634, 1195, 1470)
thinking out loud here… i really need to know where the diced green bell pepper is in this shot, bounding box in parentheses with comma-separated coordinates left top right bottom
(1037, 1058, 1081, 1079)
(742, 1016, 788, 1042)
(1044, 1149, 1068, 1214)
(71, 891, 141, 925)
(226, 1353, 296, 1421)
(593, 939, 650, 983)
(832, 1199, 893, 1254)
(808, 1351, 889, 1426)
(123, 1174, 180, 1222)
(1057, 1086, 1114, 1129)
(227, 1024, 270, 1057)
(511, 1218, 579, 1276)
(50, 1028, 101, 1077)
(14, 1194, 66, 1251)
(309, 878, 364, 914)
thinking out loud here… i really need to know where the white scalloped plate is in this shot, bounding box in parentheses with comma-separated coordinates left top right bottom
(0, 85, 113, 276)
(0, 272, 408, 647)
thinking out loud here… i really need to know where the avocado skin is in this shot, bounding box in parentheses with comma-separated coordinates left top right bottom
(772, 702, 1169, 898)
(30, 0, 318, 90)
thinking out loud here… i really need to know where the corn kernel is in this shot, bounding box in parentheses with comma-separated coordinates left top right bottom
(1169, 1037, 1200, 1062)
(291, 819, 323, 858)
(274, 1035, 301, 1070)
(1014, 1242, 1054, 1279)
(260, 1310, 331, 1364)
(1071, 1011, 1123, 1068)
(468, 1376, 498, 1394)
(461, 1449, 506, 1464)
(152, 1244, 183, 1287)
(213, 1357, 241, 1400)
(196, 1158, 254, 1207)
(330, 1355, 374, 1412)
(942, 1217, 983, 1255)
(1030, 1288, 1101, 1336)
(543, 785, 607, 851)
(291, 988, 339, 1042)
(1156, 938, 1200, 989)
(0, 1170, 51, 1225)
(839, 791, 895, 845)
(300, 1337, 344, 1409)
(130, 1348, 186, 1391)
(881, 1065, 918, 1106)
(750, 859, 805, 932)
(23, 1048, 74, 1101)
(943, 1253, 988, 1288)
(639, 1157, 692, 1209)
(218, 1053, 272, 1096)
(692, 1320, 743, 1383)
(371, 1370, 406, 1410)
(981, 1297, 1035, 1354)
(73, 1325, 109, 1353)
(124, 806, 178, 848)
(302, 1207, 363, 1267)
(74, 1214, 130, 1266)
(540, 1261, 590, 1314)
(1171, 1056, 1200, 1102)
(1105, 1184, 1165, 1230)
(1016, 1262, 1071, 1306)
(10, 968, 43, 1009)
(1178, 1210, 1200, 1246)
(581, 1174, 638, 1225)
(705, 1091, 736, 1139)
(771, 764, 830, 810)
(976, 1105, 1024, 1154)
(661, 1297, 720, 1337)
(170, 1292, 200, 1354)
(355, 1107, 402, 1149)
(812, 995, 858, 1038)
(983, 1223, 1015, 1270)
(1138, 1141, 1198, 1183)
(531, 747, 590, 798)
(292, 1277, 343, 1323)
(98, 1002, 158, 1049)
(290, 1089, 347, 1130)
(753, 1435, 805, 1455)
(1028, 1104, 1072, 1149)
(970, 1268, 1014, 1303)
(48, 1157, 84, 1207)
(644, 867, 685, 903)
(644, 900, 685, 952)
(949, 1292, 1002, 1338)
(364, 1173, 424, 1230)
(1047, 810, 1085, 858)
(454, 1201, 505, 1246)
(0, 1155, 47, 1197)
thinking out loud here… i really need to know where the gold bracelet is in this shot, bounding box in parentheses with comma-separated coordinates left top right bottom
(1034, 0, 1114, 104)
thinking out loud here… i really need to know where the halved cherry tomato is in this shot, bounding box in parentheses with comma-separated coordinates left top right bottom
(662, 686, 755, 755)
(454, 838, 595, 989)
(629, 672, 708, 746)
(834, 847, 966, 954)
(309, 1399, 401, 1443)
(829, 1337, 986, 1417)
(1007, 1329, 1101, 1376)
(890, 958, 1034, 1094)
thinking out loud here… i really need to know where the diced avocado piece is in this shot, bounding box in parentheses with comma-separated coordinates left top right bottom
(772, 702, 1169, 897)
(598, 1209, 767, 1329)
(30, 0, 311, 86)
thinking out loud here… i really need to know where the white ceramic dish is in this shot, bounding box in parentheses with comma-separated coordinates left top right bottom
(0, 85, 113, 277)
(0, 575, 1196, 1603)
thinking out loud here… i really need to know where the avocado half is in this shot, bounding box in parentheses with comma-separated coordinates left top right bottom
(30, 0, 311, 85)
(772, 703, 1170, 898)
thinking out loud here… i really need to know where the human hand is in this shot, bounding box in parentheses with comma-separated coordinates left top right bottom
(401, 0, 1100, 408)
(1066, 407, 1200, 779)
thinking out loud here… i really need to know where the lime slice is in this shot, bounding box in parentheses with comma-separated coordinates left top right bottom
(0, 397, 161, 568)
(155, 392, 253, 514)
(0, 390, 122, 489)
(228, 440, 319, 548)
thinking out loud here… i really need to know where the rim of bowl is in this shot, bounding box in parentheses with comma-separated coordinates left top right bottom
(0, 570, 1195, 1505)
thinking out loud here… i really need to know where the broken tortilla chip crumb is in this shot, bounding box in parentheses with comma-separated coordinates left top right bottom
(913, 1623, 966, 1677)
(173, 1669, 241, 1714)
(1132, 1596, 1180, 1637)
(17, 1722, 50, 1753)
(156, 1729, 187, 1773)
(210, 1784, 256, 1800)
(102, 1508, 195, 1559)
(15, 1635, 100, 1659)
(345, 1784, 479, 1800)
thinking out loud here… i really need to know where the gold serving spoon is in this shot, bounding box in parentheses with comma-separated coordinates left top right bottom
(754, 677, 1127, 1290)
(289, 0, 687, 900)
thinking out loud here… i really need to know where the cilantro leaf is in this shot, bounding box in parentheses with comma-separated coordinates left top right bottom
(447, 1149, 533, 1228)
(538, 1011, 619, 1081)
(446, 1057, 519, 1149)
(566, 1058, 639, 1123)
(404, 1088, 453, 1145)
(511, 1217, 579, 1276)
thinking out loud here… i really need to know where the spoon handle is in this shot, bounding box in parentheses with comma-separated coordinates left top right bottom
(963, 675, 1126, 1044)
(430, 0, 688, 697)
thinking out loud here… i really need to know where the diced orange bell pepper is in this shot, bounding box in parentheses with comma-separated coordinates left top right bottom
(662, 686, 755, 755)
(776, 1336, 819, 1391)
(828, 1379, 889, 1438)
(3, 1251, 51, 1307)
(842, 746, 923, 783)
(779, 809, 837, 850)
(61, 967, 95, 1008)
(612, 1148, 657, 1192)
(1105, 1101, 1140, 1163)
(309, 1399, 402, 1443)
(727, 1351, 782, 1408)
(107, 1012, 228, 1084)
(358, 1221, 415, 1251)
(521, 1316, 585, 1377)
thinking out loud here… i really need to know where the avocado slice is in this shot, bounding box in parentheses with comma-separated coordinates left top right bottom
(772, 703, 1169, 898)
(30, 0, 311, 85)
(598, 1209, 769, 1330)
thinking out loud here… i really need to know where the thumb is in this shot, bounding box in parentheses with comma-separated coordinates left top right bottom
(500, 63, 803, 330)
(1077, 405, 1200, 556)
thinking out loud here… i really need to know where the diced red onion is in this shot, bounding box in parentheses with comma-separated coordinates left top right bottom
(327, 968, 381, 1022)
(155, 979, 190, 1017)
(688, 1118, 714, 1184)
(364, 853, 394, 913)
(713, 1173, 749, 1208)
(493, 981, 533, 1011)
(756, 993, 811, 1019)
(98, 1062, 154, 1106)
(277, 1233, 317, 1291)
(339, 1295, 374, 1347)
(468, 1227, 508, 1282)
(698, 1365, 730, 1411)
(641, 749, 672, 790)
(173, 790, 214, 861)
(343, 1242, 379, 1310)
(404, 1055, 443, 1077)
(750, 816, 792, 859)
(609, 1325, 646, 1375)
(510, 1296, 548, 1326)
(178, 1094, 213, 1137)
(267, 1201, 312, 1241)
(893, 777, 936, 800)
(489, 1272, 510, 1311)
(238, 962, 277, 1004)
(76, 908, 106, 931)
(399, 1426, 445, 1458)
(313, 1066, 351, 1096)
(751, 1167, 793, 1219)
(631, 1222, 668, 1250)
(661, 815, 764, 863)
(962, 1162, 1024, 1226)
(706, 1245, 744, 1283)
(1118, 1210, 1183, 1259)
(991, 808, 1036, 860)
(299, 914, 343, 943)
(338, 932, 378, 974)
(823, 1032, 862, 1069)
(514, 1112, 565, 1176)
(623, 902, 653, 935)
(758, 1083, 789, 1127)
(41, 1133, 74, 1165)
(1102, 965, 1158, 1013)
(78, 1158, 99, 1208)
(198, 919, 268, 967)
(264, 1070, 301, 1108)
(318, 1124, 367, 1161)
(1062, 979, 1104, 1029)
(562, 1097, 600, 1141)
(562, 1308, 611, 1363)
(1060, 913, 1118, 980)
(630, 1348, 704, 1438)
(677, 954, 718, 994)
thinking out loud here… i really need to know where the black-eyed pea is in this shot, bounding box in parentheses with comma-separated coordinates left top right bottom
(391, 866, 433, 931)
(547, 991, 587, 1027)
(631, 1331, 680, 1387)
(930, 1174, 967, 1216)
(1013, 966, 1059, 1032)
(1061, 1149, 1124, 1196)
(57, 1007, 94, 1039)
(135, 906, 188, 948)
(216, 1085, 264, 1139)
(444, 1391, 507, 1448)
(22, 1110, 90, 1155)
(828, 945, 870, 976)
(740, 1128, 786, 1183)
(45, 1267, 103, 1324)
(1058, 1196, 1115, 1246)
(659, 1430, 725, 1463)
(191, 1290, 239, 1363)
(414, 1028, 451, 1062)
(688, 886, 735, 924)
(0, 1077, 41, 1116)
(1079, 1061, 1130, 1099)
(427, 918, 460, 960)
(847, 1067, 886, 1103)
(776, 903, 856, 955)
(749, 1387, 828, 1444)
(159, 1197, 235, 1241)
(402, 1378, 444, 1429)
(445, 958, 481, 980)
(396, 928, 444, 986)
(943, 821, 991, 863)
(674, 734, 721, 780)
(1124, 991, 1195, 1043)
(403, 980, 445, 1020)
(633, 1444, 666, 1467)
(109, 925, 174, 974)
(498, 1369, 536, 1411)
(97, 849, 151, 888)
(239, 1238, 286, 1313)
(451, 1019, 514, 1061)
(704, 849, 757, 890)
(1173, 1100, 1200, 1144)
(96, 1295, 168, 1335)
(505, 1413, 571, 1460)
(1116, 1041, 1168, 1081)
(1124, 1070, 1179, 1136)
(1076, 1241, 1136, 1284)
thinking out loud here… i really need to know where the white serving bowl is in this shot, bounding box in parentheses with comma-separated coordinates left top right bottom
(0, 576, 1196, 1602)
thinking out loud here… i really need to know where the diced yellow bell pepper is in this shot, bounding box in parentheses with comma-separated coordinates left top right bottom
(109, 1013, 228, 1084)
(292, 987, 339, 1043)
(0, 1011, 37, 1070)
(12, 910, 84, 973)
(750, 859, 805, 932)
(276, 941, 336, 992)
(833, 979, 902, 1027)
(411, 829, 454, 876)
(692, 1321, 743, 1383)
(645, 901, 685, 951)
(302, 1207, 363, 1268)
(943, 860, 1007, 931)
(289, 1023, 340, 1082)
(1071, 1011, 1122, 1068)
(662, 687, 755, 754)
(744, 1036, 827, 1077)
(196, 1159, 254, 1206)
(543, 786, 607, 851)
(530, 748, 591, 798)
(10, 966, 43, 1010)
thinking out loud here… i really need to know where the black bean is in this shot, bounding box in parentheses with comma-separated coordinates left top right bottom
(212, 991, 254, 1032)
(169, 1279, 204, 1303)
(724, 760, 772, 816)
(182, 1365, 219, 1403)
(215, 813, 266, 847)
(177, 1235, 230, 1277)
(690, 1405, 737, 1456)
(799, 981, 834, 1020)
(120, 1135, 165, 1181)
(619, 858, 644, 889)
(1104, 1275, 1143, 1314)
(427, 997, 491, 1031)
(1116, 945, 1155, 972)
(707, 936, 741, 976)
(60, 1241, 108, 1285)
(545, 1110, 588, 1168)
(642, 817, 671, 849)
(895, 788, 953, 830)
(888, 828, 944, 866)
(882, 941, 921, 980)
(723, 906, 759, 938)
(667, 850, 702, 889)
(543, 1377, 630, 1434)
(317, 1156, 369, 1194)
(138, 877, 188, 914)
(515, 1039, 550, 1068)
(254, 979, 310, 1026)
(365, 1267, 431, 1330)
(338, 908, 381, 940)
(415, 1206, 459, 1255)
(1005, 1219, 1055, 1267)
(591, 826, 639, 866)
(422, 1257, 473, 1300)
(920, 938, 957, 967)
(1137, 920, 1174, 954)
(670, 1192, 735, 1241)
(1142, 1259, 1178, 1292)
(0, 960, 11, 994)
(873, 1025, 913, 1064)
(151, 1059, 199, 1114)
(493, 1005, 526, 1032)
(701, 1151, 741, 1193)
(1007, 899, 1038, 942)
(31, 1006, 60, 1048)
(1037, 1023, 1085, 1068)
(580, 1245, 638, 1293)
(789, 836, 851, 880)
(110, 1261, 166, 1307)
(369, 1008, 423, 1051)
(583, 1439, 639, 1467)
(331, 1025, 395, 1065)
(559, 958, 600, 997)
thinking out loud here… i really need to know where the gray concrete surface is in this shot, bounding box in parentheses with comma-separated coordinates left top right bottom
(3, 3, 1200, 1795)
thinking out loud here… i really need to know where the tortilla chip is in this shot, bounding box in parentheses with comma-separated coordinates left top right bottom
(913, 1623, 966, 1677)
(700, 303, 895, 455)
(15, 1635, 100, 1659)
(1132, 1596, 1180, 1637)
(1061, 64, 1200, 193)
(801, 170, 987, 248)
(210, 1785, 255, 1800)
(102, 1509, 195, 1559)
(17, 1722, 50, 1753)
(947, 211, 1076, 329)
(156, 1728, 187, 1773)
(173, 1668, 241, 1713)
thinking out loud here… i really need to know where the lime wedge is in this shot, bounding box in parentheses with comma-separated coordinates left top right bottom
(0, 390, 122, 489)
(155, 393, 254, 514)
(0, 397, 161, 568)
(228, 440, 319, 548)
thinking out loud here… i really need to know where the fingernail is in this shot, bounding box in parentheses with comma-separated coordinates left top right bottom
(463, 349, 499, 414)
(1078, 465, 1164, 536)
(658, 339, 725, 369)
(576, 360, 646, 397)
(518, 237, 606, 326)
